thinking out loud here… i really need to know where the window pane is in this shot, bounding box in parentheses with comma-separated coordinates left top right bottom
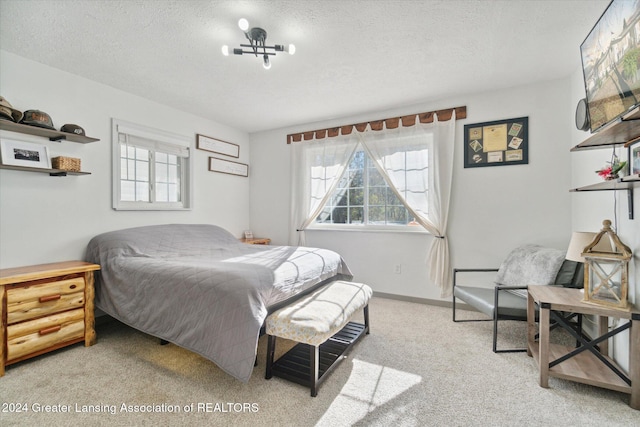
(350, 169, 363, 187)
(368, 167, 385, 186)
(387, 206, 408, 224)
(136, 182, 149, 201)
(127, 159, 135, 179)
(156, 183, 168, 202)
(349, 188, 364, 206)
(332, 207, 348, 223)
(168, 164, 178, 183)
(121, 181, 135, 201)
(120, 159, 128, 179)
(369, 206, 385, 223)
(349, 207, 363, 224)
(156, 163, 168, 182)
(156, 152, 167, 163)
(135, 160, 149, 181)
(135, 147, 148, 159)
(168, 184, 178, 202)
(369, 187, 386, 205)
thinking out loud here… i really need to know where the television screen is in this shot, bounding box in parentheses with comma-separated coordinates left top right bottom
(580, 0, 640, 133)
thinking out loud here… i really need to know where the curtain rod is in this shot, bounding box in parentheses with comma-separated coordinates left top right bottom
(286, 106, 466, 144)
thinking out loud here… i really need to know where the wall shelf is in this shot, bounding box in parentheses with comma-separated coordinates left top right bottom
(0, 119, 98, 177)
(0, 164, 91, 176)
(571, 106, 640, 151)
(570, 105, 640, 220)
(570, 174, 640, 192)
(0, 120, 99, 143)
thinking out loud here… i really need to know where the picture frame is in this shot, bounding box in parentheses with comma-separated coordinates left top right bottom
(208, 157, 248, 177)
(0, 138, 52, 169)
(628, 139, 640, 176)
(463, 117, 528, 168)
(196, 134, 239, 158)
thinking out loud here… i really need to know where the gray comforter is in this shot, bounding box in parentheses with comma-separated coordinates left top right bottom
(85, 224, 352, 382)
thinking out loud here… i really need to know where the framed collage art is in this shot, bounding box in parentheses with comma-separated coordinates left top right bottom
(463, 117, 528, 168)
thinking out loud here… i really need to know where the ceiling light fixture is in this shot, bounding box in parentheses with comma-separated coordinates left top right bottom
(221, 18, 295, 70)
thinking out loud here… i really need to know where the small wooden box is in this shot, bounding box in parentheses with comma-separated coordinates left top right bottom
(52, 156, 81, 172)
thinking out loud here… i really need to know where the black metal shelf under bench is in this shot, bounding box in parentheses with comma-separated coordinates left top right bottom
(267, 322, 367, 394)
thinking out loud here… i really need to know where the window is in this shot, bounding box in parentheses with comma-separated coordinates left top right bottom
(112, 119, 192, 210)
(315, 146, 416, 227)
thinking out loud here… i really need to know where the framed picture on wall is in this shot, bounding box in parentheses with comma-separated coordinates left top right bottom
(463, 117, 528, 168)
(196, 134, 239, 158)
(0, 138, 52, 169)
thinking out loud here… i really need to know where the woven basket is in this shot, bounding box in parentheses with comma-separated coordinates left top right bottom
(52, 156, 81, 172)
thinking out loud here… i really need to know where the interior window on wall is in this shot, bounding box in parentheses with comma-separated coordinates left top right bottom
(316, 146, 413, 226)
(112, 119, 191, 210)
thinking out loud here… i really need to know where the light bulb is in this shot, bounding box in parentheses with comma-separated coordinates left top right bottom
(288, 44, 296, 55)
(221, 45, 229, 56)
(238, 18, 249, 31)
(263, 55, 271, 70)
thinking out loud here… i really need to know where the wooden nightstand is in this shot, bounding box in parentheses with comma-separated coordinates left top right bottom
(240, 237, 271, 245)
(0, 261, 101, 376)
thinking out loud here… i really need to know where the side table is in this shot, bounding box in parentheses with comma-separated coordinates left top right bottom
(526, 285, 639, 409)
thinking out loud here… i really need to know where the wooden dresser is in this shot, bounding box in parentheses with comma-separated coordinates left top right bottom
(0, 261, 100, 376)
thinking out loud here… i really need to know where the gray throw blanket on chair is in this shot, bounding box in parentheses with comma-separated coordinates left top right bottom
(495, 244, 566, 298)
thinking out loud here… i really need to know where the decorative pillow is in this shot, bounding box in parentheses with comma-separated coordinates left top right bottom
(496, 244, 566, 298)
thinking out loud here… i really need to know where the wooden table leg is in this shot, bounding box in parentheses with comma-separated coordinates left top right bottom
(598, 315, 609, 356)
(538, 303, 550, 388)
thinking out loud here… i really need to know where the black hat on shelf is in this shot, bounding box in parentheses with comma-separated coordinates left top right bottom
(61, 123, 85, 136)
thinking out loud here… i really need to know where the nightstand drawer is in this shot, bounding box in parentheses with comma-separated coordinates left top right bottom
(6, 277, 85, 324)
(6, 308, 85, 362)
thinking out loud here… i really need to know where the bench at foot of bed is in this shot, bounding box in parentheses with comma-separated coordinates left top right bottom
(265, 280, 372, 397)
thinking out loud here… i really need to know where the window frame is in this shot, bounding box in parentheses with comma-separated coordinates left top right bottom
(308, 145, 427, 233)
(111, 119, 193, 211)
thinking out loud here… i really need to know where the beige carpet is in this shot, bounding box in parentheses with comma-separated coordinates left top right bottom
(1, 297, 637, 426)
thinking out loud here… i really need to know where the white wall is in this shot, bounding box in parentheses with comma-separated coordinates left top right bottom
(249, 78, 574, 302)
(0, 51, 251, 268)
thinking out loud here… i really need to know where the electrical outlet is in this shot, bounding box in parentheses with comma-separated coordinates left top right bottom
(394, 264, 401, 274)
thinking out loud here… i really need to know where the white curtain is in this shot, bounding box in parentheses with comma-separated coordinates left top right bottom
(289, 132, 359, 245)
(360, 112, 456, 297)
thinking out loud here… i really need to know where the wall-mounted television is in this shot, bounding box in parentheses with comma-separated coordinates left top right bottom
(580, 0, 640, 133)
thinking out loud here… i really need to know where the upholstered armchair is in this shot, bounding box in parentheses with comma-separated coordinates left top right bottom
(452, 244, 584, 353)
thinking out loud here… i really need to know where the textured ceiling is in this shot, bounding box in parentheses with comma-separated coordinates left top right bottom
(0, 0, 608, 133)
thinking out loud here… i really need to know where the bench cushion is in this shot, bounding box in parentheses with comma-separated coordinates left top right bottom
(266, 280, 372, 346)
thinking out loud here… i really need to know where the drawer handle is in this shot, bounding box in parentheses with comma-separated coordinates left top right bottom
(39, 294, 62, 303)
(39, 325, 62, 335)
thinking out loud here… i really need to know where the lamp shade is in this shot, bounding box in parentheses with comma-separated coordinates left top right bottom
(566, 231, 612, 262)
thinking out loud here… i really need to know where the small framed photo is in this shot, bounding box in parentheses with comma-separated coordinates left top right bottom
(197, 134, 239, 158)
(0, 138, 51, 169)
(629, 140, 640, 176)
(244, 230, 253, 239)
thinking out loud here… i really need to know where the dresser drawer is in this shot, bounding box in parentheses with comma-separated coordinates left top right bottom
(6, 277, 85, 324)
(6, 308, 85, 362)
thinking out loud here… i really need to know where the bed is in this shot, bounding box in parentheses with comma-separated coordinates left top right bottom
(85, 224, 352, 382)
